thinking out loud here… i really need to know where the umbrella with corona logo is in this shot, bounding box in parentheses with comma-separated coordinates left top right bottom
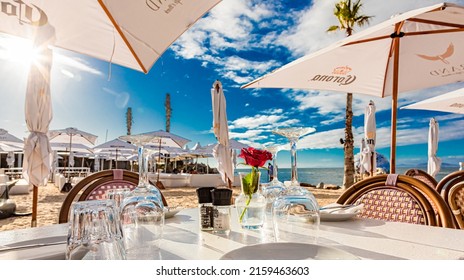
(243, 2, 464, 173)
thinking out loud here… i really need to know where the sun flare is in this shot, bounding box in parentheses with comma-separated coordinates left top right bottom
(0, 35, 38, 67)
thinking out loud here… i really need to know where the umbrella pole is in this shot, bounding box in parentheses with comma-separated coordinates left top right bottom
(156, 139, 165, 190)
(31, 185, 38, 227)
(390, 25, 401, 174)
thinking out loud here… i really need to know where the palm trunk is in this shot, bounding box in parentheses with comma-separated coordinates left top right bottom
(343, 92, 355, 189)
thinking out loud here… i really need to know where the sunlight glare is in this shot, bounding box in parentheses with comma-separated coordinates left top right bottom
(0, 35, 38, 67)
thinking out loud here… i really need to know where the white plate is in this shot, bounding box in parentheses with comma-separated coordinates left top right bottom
(320, 212, 359, 222)
(165, 208, 180, 219)
(220, 243, 359, 260)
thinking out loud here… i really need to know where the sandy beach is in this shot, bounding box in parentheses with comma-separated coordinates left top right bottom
(0, 183, 343, 231)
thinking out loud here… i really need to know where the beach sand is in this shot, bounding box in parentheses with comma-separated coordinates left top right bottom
(0, 183, 343, 231)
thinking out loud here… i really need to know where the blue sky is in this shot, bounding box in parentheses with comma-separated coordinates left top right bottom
(1, 0, 464, 169)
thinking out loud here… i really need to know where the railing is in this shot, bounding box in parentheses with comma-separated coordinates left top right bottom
(56, 167, 91, 178)
(3, 167, 23, 179)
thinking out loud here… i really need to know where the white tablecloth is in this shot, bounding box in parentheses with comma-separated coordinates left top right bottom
(1, 208, 464, 260)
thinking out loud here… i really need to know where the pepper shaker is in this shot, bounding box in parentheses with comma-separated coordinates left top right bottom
(196, 187, 216, 231)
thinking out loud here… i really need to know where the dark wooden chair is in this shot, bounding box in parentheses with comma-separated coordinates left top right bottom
(58, 169, 167, 224)
(404, 168, 438, 190)
(336, 174, 455, 228)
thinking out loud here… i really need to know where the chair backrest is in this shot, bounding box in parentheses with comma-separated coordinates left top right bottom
(436, 170, 464, 201)
(446, 181, 464, 229)
(58, 169, 168, 224)
(404, 168, 438, 190)
(336, 174, 455, 228)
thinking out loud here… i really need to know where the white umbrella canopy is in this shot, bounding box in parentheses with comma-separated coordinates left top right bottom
(93, 138, 136, 169)
(211, 80, 234, 187)
(49, 127, 97, 176)
(364, 100, 377, 176)
(243, 2, 464, 173)
(0, 0, 221, 73)
(428, 118, 441, 178)
(402, 87, 464, 114)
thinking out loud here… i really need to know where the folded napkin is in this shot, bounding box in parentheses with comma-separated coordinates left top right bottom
(320, 203, 364, 214)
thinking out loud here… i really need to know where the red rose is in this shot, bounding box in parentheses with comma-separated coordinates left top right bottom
(238, 147, 272, 168)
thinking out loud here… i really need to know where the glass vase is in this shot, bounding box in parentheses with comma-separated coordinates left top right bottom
(235, 172, 266, 230)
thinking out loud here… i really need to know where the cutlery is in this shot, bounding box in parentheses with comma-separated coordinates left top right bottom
(319, 204, 356, 211)
(0, 241, 67, 253)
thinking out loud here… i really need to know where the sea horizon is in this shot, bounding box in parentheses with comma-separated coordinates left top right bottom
(236, 166, 459, 186)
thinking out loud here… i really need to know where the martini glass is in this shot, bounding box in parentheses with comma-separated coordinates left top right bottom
(272, 127, 315, 187)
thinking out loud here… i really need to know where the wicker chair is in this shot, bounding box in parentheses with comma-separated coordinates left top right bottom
(336, 174, 455, 228)
(404, 168, 438, 190)
(58, 169, 167, 224)
(446, 182, 464, 229)
(436, 170, 464, 201)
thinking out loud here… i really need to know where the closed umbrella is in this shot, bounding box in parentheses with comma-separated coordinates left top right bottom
(428, 118, 441, 178)
(364, 100, 377, 176)
(211, 80, 234, 188)
(22, 25, 54, 227)
(243, 2, 464, 173)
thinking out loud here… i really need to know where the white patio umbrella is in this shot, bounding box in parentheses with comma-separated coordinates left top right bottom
(93, 138, 136, 169)
(211, 80, 234, 188)
(242, 2, 464, 173)
(49, 127, 97, 191)
(364, 100, 377, 176)
(428, 118, 441, 178)
(402, 87, 464, 114)
(0, 0, 221, 74)
(359, 138, 367, 176)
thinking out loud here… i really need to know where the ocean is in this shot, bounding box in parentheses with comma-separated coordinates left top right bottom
(237, 167, 459, 186)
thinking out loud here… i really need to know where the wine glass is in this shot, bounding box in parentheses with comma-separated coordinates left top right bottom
(262, 145, 285, 215)
(272, 127, 315, 187)
(118, 135, 165, 259)
(271, 127, 320, 244)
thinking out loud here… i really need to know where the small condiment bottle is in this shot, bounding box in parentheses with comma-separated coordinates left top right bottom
(196, 187, 216, 231)
(211, 188, 233, 234)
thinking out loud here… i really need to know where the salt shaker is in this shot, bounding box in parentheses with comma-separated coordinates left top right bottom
(211, 188, 233, 234)
(196, 187, 216, 231)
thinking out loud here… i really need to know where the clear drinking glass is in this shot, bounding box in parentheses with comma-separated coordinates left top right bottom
(262, 145, 285, 215)
(66, 200, 126, 260)
(272, 187, 320, 244)
(118, 135, 165, 259)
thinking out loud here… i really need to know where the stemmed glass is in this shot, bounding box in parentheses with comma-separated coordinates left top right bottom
(262, 145, 285, 215)
(118, 135, 165, 259)
(271, 127, 320, 244)
(272, 127, 315, 187)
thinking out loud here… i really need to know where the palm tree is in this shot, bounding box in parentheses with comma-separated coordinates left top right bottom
(126, 107, 133, 135)
(327, 0, 372, 188)
(165, 93, 171, 132)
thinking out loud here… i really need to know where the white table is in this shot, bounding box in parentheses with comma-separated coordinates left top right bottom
(1, 208, 464, 260)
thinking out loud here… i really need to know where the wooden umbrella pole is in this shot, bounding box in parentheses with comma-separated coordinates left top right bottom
(31, 185, 38, 227)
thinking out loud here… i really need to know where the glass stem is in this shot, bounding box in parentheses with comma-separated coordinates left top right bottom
(271, 151, 279, 182)
(290, 137, 298, 186)
(138, 146, 149, 187)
